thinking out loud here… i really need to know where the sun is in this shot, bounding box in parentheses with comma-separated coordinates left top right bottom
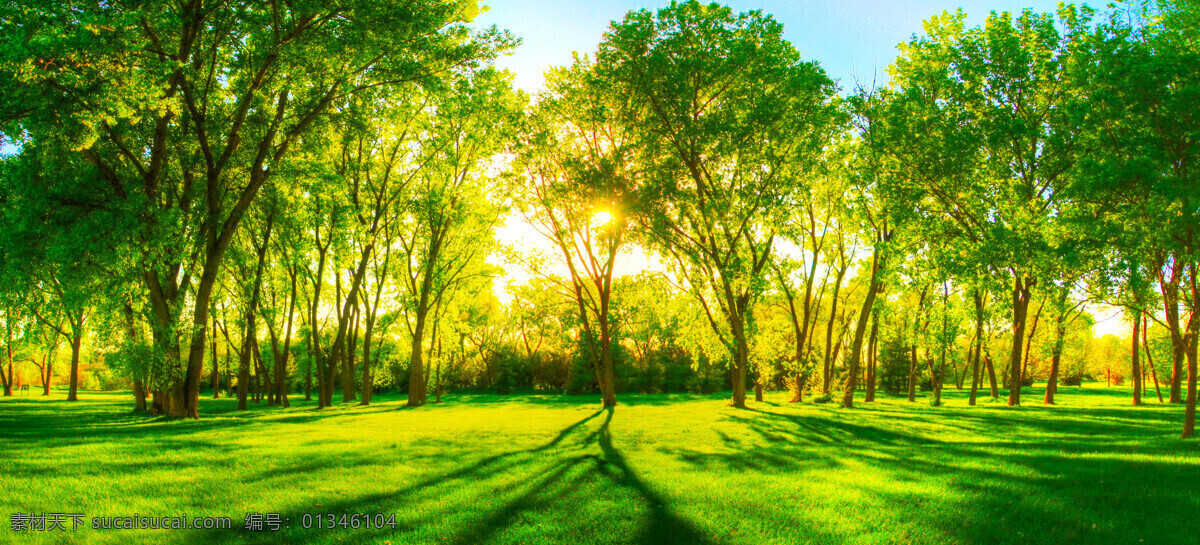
(592, 210, 613, 227)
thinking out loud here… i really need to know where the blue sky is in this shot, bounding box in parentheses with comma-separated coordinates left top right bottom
(472, 0, 1069, 93)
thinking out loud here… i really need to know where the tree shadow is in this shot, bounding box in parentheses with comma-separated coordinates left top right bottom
(194, 406, 714, 545)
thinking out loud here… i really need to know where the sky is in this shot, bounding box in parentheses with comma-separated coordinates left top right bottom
(474, 0, 1128, 338)
(472, 0, 1068, 94)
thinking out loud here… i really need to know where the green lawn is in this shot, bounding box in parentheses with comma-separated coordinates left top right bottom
(1, 384, 1197, 545)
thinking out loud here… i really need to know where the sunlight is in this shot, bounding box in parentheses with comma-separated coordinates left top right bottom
(592, 210, 613, 228)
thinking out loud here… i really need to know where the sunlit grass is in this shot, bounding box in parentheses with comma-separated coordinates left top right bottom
(1, 383, 1196, 544)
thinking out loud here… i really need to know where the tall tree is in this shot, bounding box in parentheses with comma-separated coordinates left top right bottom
(1, 0, 508, 417)
(398, 69, 516, 407)
(516, 58, 638, 408)
(889, 7, 1092, 406)
(596, 0, 840, 407)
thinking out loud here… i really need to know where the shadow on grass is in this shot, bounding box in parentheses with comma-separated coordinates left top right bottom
(199, 407, 713, 545)
(5, 390, 1197, 545)
(672, 402, 1200, 545)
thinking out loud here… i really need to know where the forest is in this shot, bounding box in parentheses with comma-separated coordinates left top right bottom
(1, 0, 1198, 426)
(0, 0, 1198, 542)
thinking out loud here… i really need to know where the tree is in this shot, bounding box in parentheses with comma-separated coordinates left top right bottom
(888, 7, 1092, 406)
(398, 69, 517, 407)
(596, 0, 840, 407)
(1, 0, 509, 418)
(515, 57, 639, 408)
(1076, 0, 1200, 436)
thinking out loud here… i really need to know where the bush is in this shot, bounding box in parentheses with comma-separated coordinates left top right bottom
(810, 393, 833, 404)
(491, 346, 532, 394)
(1062, 375, 1083, 386)
(876, 339, 912, 396)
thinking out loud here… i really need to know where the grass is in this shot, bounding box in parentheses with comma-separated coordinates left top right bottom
(1, 383, 1198, 545)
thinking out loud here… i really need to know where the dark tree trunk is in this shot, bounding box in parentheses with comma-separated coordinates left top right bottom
(1044, 289, 1070, 405)
(822, 265, 848, 395)
(237, 223, 272, 410)
(969, 290, 985, 406)
(237, 319, 253, 411)
(907, 344, 918, 402)
(1007, 275, 1035, 406)
(775, 253, 819, 404)
(360, 311, 374, 407)
(274, 267, 297, 409)
(985, 351, 999, 399)
(223, 336, 232, 399)
(343, 299, 359, 404)
(731, 331, 749, 408)
(1021, 299, 1045, 383)
(1144, 313, 1163, 403)
(67, 331, 82, 402)
(1182, 268, 1199, 439)
(408, 309, 429, 407)
(865, 309, 879, 403)
(1160, 257, 1185, 403)
(842, 246, 884, 408)
(211, 313, 219, 398)
(304, 335, 313, 402)
(1131, 306, 1143, 406)
(44, 355, 52, 396)
(133, 380, 148, 411)
(2, 323, 14, 397)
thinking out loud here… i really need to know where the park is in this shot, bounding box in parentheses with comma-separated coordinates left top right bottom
(1, 0, 1198, 543)
(3, 385, 1197, 544)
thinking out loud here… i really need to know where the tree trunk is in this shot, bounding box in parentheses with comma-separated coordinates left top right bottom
(236, 220, 272, 410)
(776, 256, 819, 404)
(1144, 313, 1163, 403)
(133, 379, 147, 411)
(1183, 335, 1197, 438)
(67, 331, 81, 402)
(434, 344, 444, 404)
(1131, 306, 1143, 406)
(44, 355, 52, 396)
(842, 248, 883, 408)
(223, 336, 232, 398)
(254, 340, 268, 404)
(360, 314, 374, 407)
(1021, 299, 1044, 382)
(342, 299, 359, 403)
(3, 323, 13, 397)
(985, 351, 999, 399)
(1044, 350, 1061, 405)
(211, 313, 220, 398)
(1044, 291, 1069, 405)
(969, 290, 985, 406)
(1182, 269, 1199, 439)
(865, 309, 879, 403)
(907, 344, 918, 402)
(1160, 258, 1185, 403)
(237, 319, 253, 411)
(408, 308, 429, 407)
(1007, 275, 1035, 406)
(822, 266, 847, 395)
(731, 331, 749, 408)
(275, 268, 297, 409)
(599, 322, 618, 408)
(930, 359, 943, 406)
(304, 336, 312, 401)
